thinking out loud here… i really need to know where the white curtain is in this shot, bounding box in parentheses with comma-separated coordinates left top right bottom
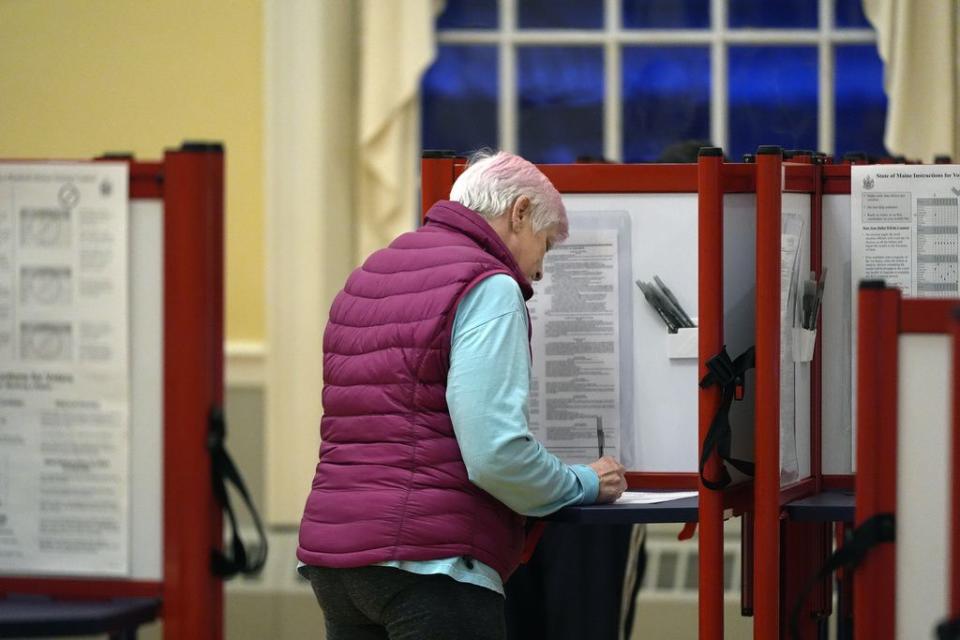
(265, 0, 441, 523)
(862, 0, 959, 162)
(356, 0, 444, 260)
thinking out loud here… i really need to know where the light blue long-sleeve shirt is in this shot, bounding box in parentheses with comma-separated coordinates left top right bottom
(376, 273, 599, 595)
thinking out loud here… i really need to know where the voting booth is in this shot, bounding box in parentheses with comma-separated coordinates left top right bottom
(424, 149, 829, 640)
(422, 151, 960, 640)
(423, 151, 761, 639)
(746, 155, 960, 640)
(853, 286, 957, 640)
(749, 149, 827, 640)
(425, 152, 747, 488)
(0, 144, 227, 639)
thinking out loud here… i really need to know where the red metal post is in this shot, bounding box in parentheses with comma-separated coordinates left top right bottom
(754, 146, 783, 640)
(624, 472, 699, 490)
(780, 520, 828, 638)
(853, 283, 899, 640)
(697, 147, 726, 640)
(809, 158, 824, 489)
(420, 152, 459, 220)
(163, 144, 225, 639)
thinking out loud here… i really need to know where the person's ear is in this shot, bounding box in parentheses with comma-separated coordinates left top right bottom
(510, 196, 531, 231)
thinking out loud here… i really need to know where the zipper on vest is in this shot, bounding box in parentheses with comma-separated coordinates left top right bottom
(462, 555, 475, 570)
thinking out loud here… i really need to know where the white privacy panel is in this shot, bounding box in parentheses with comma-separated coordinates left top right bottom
(723, 194, 757, 473)
(821, 194, 853, 474)
(781, 192, 812, 486)
(128, 199, 164, 580)
(548, 193, 758, 475)
(896, 334, 951, 640)
(562, 193, 698, 472)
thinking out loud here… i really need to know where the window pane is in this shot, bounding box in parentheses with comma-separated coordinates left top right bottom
(728, 46, 818, 160)
(518, 0, 603, 29)
(437, 0, 498, 29)
(421, 46, 498, 154)
(622, 0, 710, 29)
(729, 0, 816, 28)
(518, 47, 603, 163)
(835, 0, 872, 28)
(622, 47, 711, 162)
(835, 45, 887, 158)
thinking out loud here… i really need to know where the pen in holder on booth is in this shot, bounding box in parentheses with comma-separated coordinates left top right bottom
(636, 277, 696, 333)
(800, 268, 827, 330)
(596, 416, 604, 458)
(654, 275, 695, 328)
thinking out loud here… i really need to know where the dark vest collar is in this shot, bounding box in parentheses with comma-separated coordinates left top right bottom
(423, 200, 534, 301)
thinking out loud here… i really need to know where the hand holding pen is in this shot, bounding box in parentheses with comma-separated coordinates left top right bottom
(588, 455, 627, 503)
(595, 415, 604, 457)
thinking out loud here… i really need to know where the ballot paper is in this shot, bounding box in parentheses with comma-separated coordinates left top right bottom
(614, 490, 698, 505)
(528, 227, 622, 465)
(0, 163, 130, 576)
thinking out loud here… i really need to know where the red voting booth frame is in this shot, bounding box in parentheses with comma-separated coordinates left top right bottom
(853, 286, 958, 640)
(423, 151, 868, 640)
(752, 150, 832, 640)
(424, 153, 716, 496)
(702, 149, 838, 640)
(0, 145, 226, 640)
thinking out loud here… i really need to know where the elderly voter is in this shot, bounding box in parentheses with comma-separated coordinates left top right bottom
(297, 150, 627, 640)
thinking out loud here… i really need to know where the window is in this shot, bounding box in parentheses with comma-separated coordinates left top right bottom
(422, 0, 887, 162)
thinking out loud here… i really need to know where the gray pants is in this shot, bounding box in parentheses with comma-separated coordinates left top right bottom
(301, 565, 506, 640)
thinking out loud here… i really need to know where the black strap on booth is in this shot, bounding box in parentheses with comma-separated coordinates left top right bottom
(938, 618, 960, 640)
(698, 345, 755, 490)
(788, 513, 895, 640)
(208, 407, 268, 578)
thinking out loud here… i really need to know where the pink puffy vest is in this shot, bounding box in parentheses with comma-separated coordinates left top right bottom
(297, 201, 534, 582)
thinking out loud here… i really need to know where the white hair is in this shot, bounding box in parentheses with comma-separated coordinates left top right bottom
(449, 150, 568, 240)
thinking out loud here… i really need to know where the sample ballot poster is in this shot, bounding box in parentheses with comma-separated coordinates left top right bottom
(0, 163, 130, 576)
(852, 165, 959, 297)
(528, 228, 621, 465)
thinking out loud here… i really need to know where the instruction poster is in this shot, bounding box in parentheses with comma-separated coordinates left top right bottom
(850, 165, 960, 470)
(0, 162, 130, 576)
(852, 165, 959, 297)
(528, 228, 621, 465)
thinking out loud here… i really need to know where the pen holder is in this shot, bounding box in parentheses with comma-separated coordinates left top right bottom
(667, 318, 698, 359)
(791, 327, 816, 363)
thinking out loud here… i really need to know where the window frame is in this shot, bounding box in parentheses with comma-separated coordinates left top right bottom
(434, 0, 878, 160)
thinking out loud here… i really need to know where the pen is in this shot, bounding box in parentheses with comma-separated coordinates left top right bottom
(636, 280, 678, 332)
(649, 285, 687, 331)
(808, 268, 827, 329)
(596, 416, 604, 457)
(653, 275, 695, 327)
(801, 278, 816, 329)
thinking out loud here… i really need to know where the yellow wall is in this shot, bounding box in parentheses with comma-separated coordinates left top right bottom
(0, 0, 264, 342)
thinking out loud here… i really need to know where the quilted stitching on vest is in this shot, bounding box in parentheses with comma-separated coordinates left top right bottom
(298, 201, 533, 581)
